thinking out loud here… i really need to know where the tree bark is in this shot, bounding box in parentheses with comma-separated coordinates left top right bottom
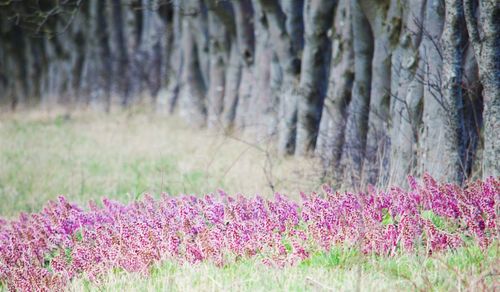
(164, 0, 184, 114)
(360, 0, 401, 185)
(439, 0, 467, 183)
(236, 0, 272, 135)
(178, 0, 208, 127)
(462, 43, 482, 177)
(193, 1, 210, 90)
(222, 41, 243, 130)
(295, 0, 337, 156)
(389, 0, 426, 187)
(316, 0, 354, 180)
(419, 0, 450, 181)
(95, 0, 112, 111)
(220, 0, 253, 130)
(205, 0, 233, 129)
(340, 0, 373, 187)
(463, 0, 500, 178)
(258, 0, 302, 154)
(139, 0, 166, 100)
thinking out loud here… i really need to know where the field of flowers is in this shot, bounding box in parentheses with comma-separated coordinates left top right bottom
(1, 174, 498, 291)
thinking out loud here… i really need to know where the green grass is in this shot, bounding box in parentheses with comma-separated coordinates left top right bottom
(0, 110, 323, 217)
(67, 244, 498, 291)
(0, 116, 187, 214)
(0, 110, 498, 291)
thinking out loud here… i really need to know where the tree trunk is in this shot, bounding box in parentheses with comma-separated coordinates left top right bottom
(95, 0, 112, 111)
(42, 34, 63, 106)
(389, 0, 426, 187)
(258, 0, 302, 154)
(236, 0, 272, 135)
(316, 0, 354, 180)
(233, 0, 256, 131)
(464, 0, 500, 178)
(221, 0, 253, 130)
(282, 0, 304, 53)
(110, 0, 131, 105)
(178, 0, 208, 127)
(193, 1, 210, 89)
(340, 0, 373, 187)
(205, 0, 232, 129)
(295, 0, 337, 156)
(10, 28, 28, 107)
(164, 0, 184, 114)
(66, 13, 86, 106)
(360, 0, 401, 185)
(462, 42, 482, 178)
(439, 0, 467, 183)
(222, 41, 243, 130)
(139, 0, 165, 100)
(419, 0, 447, 180)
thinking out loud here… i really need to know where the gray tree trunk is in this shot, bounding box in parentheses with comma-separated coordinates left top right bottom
(221, 0, 253, 130)
(464, 0, 500, 178)
(233, 0, 255, 131)
(222, 42, 243, 130)
(178, 0, 208, 127)
(236, 0, 272, 136)
(110, 0, 131, 105)
(95, 0, 112, 111)
(389, 0, 426, 187)
(206, 13, 228, 129)
(164, 0, 184, 114)
(419, 0, 447, 180)
(340, 0, 373, 187)
(258, 0, 302, 154)
(462, 43, 482, 177)
(204, 0, 234, 129)
(139, 0, 165, 100)
(360, 0, 401, 185)
(66, 13, 86, 106)
(316, 0, 354, 180)
(193, 1, 211, 89)
(439, 0, 467, 183)
(295, 0, 337, 156)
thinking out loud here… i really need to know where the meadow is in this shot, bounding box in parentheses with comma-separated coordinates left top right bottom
(0, 110, 498, 291)
(0, 109, 321, 218)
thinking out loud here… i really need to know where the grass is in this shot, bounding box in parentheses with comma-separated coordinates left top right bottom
(1, 109, 498, 291)
(68, 244, 498, 291)
(0, 108, 321, 218)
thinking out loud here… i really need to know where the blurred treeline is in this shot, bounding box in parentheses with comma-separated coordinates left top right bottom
(0, 0, 498, 187)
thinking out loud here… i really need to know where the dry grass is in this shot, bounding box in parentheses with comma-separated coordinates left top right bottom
(0, 108, 322, 217)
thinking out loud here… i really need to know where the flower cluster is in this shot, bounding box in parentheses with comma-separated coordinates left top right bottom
(0, 175, 498, 291)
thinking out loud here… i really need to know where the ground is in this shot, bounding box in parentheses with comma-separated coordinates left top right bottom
(0, 109, 497, 291)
